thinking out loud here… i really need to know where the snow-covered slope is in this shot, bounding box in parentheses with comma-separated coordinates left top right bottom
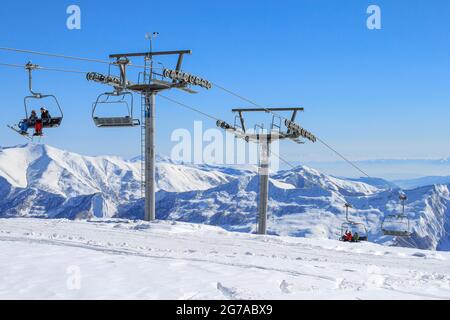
(0, 144, 234, 218)
(156, 162, 232, 193)
(1, 218, 449, 300)
(1, 144, 449, 251)
(148, 167, 380, 234)
(150, 168, 450, 251)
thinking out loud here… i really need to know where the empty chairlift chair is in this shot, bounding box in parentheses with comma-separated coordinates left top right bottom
(92, 91, 140, 128)
(382, 194, 412, 237)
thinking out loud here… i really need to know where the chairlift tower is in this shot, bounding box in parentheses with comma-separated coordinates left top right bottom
(217, 107, 317, 235)
(89, 40, 211, 222)
(344, 203, 352, 221)
(399, 194, 407, 215)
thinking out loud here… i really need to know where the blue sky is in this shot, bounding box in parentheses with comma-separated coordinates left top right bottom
(0, 0, 449, 174)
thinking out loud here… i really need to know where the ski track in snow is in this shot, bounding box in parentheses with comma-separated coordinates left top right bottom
(1, 218, 450, 300)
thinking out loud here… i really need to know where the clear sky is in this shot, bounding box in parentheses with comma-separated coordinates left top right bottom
(0, 0, 449, 173)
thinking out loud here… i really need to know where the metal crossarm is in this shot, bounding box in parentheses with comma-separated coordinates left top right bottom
(232, 107, 304, 113)
(217, 107, 316, 235)
(109, 50, 192, 59)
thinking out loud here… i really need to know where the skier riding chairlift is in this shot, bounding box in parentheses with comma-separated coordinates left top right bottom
(40, 107, 51, 124)
(342, 230, 353, 242)
(19, 110, 39, 136)
(9, 62, 64, 140)
(34, 118, 43, 137)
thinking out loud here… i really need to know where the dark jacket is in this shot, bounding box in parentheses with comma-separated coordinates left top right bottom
(41, 110, 51, 119)
(28, 114, 38, 124)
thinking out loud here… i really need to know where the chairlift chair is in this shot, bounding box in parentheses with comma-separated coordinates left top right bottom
(24, 94, 63, 128)
(341, 222, 369, 242)
(18, 62, 64, 132)
(92, 91, 140, 128)
(381, 194, 412, 237)
(340, 203, 369, 242)
(381, 215, 411, 237)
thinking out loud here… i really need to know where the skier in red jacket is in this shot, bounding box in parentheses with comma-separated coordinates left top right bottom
(34, 118, 43, 136)
(344, 231, 353, 242)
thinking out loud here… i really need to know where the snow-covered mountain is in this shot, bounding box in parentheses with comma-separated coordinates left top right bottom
(145, 168, 450, 251)
(0, 144, 449, 251)
(0, 144, 233, 219)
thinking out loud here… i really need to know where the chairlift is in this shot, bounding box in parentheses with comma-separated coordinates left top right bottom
(340, 203, 369, 242)
(92, 90, 140, 128)
(341, 222, 369, 242)
(10, 62, 63, 138)
(91, 58, 140, 128)
(381, 194, 412, 237)
(24, 96, 63, 129)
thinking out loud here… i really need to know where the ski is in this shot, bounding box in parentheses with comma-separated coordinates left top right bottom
(7, 125, 33, 141)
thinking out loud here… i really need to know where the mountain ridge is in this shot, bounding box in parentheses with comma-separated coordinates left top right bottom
(1, 144, 449, 251)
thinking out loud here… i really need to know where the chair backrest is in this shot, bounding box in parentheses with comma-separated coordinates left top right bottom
(381, 214, 411, 237)
(24, 94, 63, 120)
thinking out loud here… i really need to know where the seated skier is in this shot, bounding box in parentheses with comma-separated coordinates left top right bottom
(18, 120, 28, 135)
(19, 110, 38, 135)
(40, 107, 51, 125)
(341, 230, 349, 242)
(34, 119, 43, 137)
(344, 230, 353, 242)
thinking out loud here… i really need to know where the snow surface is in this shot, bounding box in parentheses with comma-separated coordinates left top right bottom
(0, 218, 449, 300)
(1, 144, 450, 251)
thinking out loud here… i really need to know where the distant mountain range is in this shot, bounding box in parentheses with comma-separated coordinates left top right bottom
(394, 176, 450, 190)
(0, 144, 449, 251)
(304, 158, 450, 180)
